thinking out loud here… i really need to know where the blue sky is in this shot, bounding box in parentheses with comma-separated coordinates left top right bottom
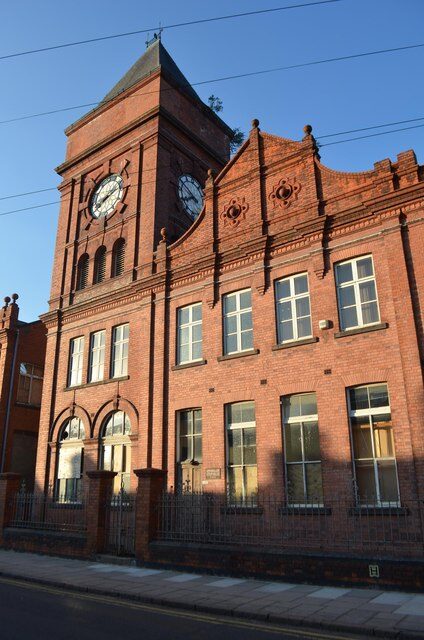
(1, 0, 423, 321)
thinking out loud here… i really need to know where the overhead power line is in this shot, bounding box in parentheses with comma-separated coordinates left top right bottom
(1, 41, 424, 127)
(1, 120, 423, 218)
(1, 115, 424, 204)
(0, 1, 342, 62)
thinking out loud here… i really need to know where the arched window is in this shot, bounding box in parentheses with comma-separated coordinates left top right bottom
(111, 239, 125, 278)
(55, 417, 85, 502)
(93, 246, 106, 284)
(76, 254, 89, 291)
(100, 411, 131, 493)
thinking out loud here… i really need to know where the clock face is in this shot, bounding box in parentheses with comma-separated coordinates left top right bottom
(178, 174, 204, 220)
(90, 174, 124, 219)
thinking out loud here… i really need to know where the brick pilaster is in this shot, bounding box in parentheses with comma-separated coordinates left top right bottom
(134, 468, 166, 562)
(85, 470, 116, 555)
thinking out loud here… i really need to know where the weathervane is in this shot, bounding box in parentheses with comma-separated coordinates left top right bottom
(145, 23, 163, 48)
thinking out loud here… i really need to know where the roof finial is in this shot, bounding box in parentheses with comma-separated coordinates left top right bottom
(145, 27, 163, 49)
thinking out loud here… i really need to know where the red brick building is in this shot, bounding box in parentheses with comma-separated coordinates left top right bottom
(0, 295, 46, 489)
(35, 38, 424, 521)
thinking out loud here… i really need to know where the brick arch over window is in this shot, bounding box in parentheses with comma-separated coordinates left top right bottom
(93, 245, 106, 284)
(92, 397, 138, 439)
(49, 404, 92, 442)
(111, 238, 125, 278)
(76, 253, 89, 290)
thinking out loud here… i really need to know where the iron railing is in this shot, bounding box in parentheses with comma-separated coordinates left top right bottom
(8, 490, 87, 534)
(104, 490, 136, 556)
(156, 493, 424, 559)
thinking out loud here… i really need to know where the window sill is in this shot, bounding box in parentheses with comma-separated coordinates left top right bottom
(15, 402, 41, 410)
(64, 375, 129, 391)
(172, 359, 207, 371)
(217, 349, 260, 362)
(334, 322, 389, 339)
(272, 337, 319, 351)
(349, 505, 408, 516)
(279, 506, 331, 515)
(220, 506, 263, 515)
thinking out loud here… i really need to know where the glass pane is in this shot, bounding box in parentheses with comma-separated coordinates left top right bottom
(339, 285, 356, 308)
(341, 306, 358, 330)
(351, 416, 373, 458)
(355, 461, 376, 503)
(112, 445, 123, 472)
(228, 467, 243, 501)
(228, 430, 242, 465)
(179, 411, 189, 436)
(280, 321, 294, 342)
(287, 465, 305, 503)
(225, 334, 237, 354)
(279, 300, 292, 322)
(194, 436, 202, 462)
(336, 262, 353, 284)
(285, 423, 302, 462)
(369, 385, 389, 408)
(241, 330, 253, 351)
(240, 311, 252, 331)
(349, 386, 369, 411)
(224, 294, 236, 314)
(377, 460, 399, 502)
(179, 344, 189, 363)
(245, 466, 258, 500)
(194, 410, 202, 434)
(361, 302, 379, 325)
(192, 341, 202, 360)
(123, 325, 129, 340)
(192, 323, 202, 341)
(283, 396, 301, 419)
(102, 446, 112, 471)
(300, 393, 317, 416)
(104, 417, 113, 437)
(239, 290, 251, 310)
(178, 307, 190, 325)
(303, 422, 320, 460)
(113, 412, 123, 435)
(179, 438, 189, 461)
(357, 257, 373, 279)
(243, 428, 257, 464)
(295, 296, 310, 317)
(179, 326, 190, 344)
(69, 419, 79, 439)
(124, 414, 131, 435)
(276, 279, 290, 300)
(359, 280, 376, 303)
(305, 463, 323, 503)
(228, 403, 242, 424)
(373, 416, 394, 457)
(297, 317, 312, 338)
(294, 275, 308, 295)
(192, 304, 202, 322)
(225, 315, 237, 335)
(241, 402, 255, 423)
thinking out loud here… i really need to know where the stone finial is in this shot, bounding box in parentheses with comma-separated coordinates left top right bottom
(303, 124, 313, 137)
(3, 296, 11, 308)
(160, 227, 167, 244)
(251, 118, 260, 130)
(11, 293, 19, 303)
(302, 124, 320, 159)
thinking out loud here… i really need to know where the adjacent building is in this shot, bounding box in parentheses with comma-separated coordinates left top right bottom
(0, 295, 46, 489)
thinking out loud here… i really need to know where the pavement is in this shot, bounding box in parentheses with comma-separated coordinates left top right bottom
(0, 550, 423, 639)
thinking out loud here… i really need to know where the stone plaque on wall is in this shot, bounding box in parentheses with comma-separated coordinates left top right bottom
(205, 468, 221, 480)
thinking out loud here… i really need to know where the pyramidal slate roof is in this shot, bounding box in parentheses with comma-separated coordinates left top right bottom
(99, 37, 202, 106)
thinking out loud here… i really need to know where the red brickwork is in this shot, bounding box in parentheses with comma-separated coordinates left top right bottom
(33, 43, 424, 563)
(0, 297, 46, 487)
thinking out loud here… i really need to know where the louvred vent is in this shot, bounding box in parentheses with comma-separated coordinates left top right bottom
(112, 239, 125, 277)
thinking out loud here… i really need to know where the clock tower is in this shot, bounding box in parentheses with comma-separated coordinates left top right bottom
(35, 38, 232, 493)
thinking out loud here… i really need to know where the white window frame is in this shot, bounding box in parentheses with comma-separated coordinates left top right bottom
(88, 330, 105, 383)
(335, 255, 381, 331)
(347, 384, 400, 507)
(177, 303, 202, 365)
(223, 289, 253, 355)
(275, 273, 312, 344)
(282, 394, 323, 507)
(55, 417, 85, 503)
(68, 337, 84, 387)
(177, 408, 202, 463)
(17, 363, 43, 405)
(111, 324, 129, 378)
(100, 412, 132, 494)
(226, 401, 257, 504)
